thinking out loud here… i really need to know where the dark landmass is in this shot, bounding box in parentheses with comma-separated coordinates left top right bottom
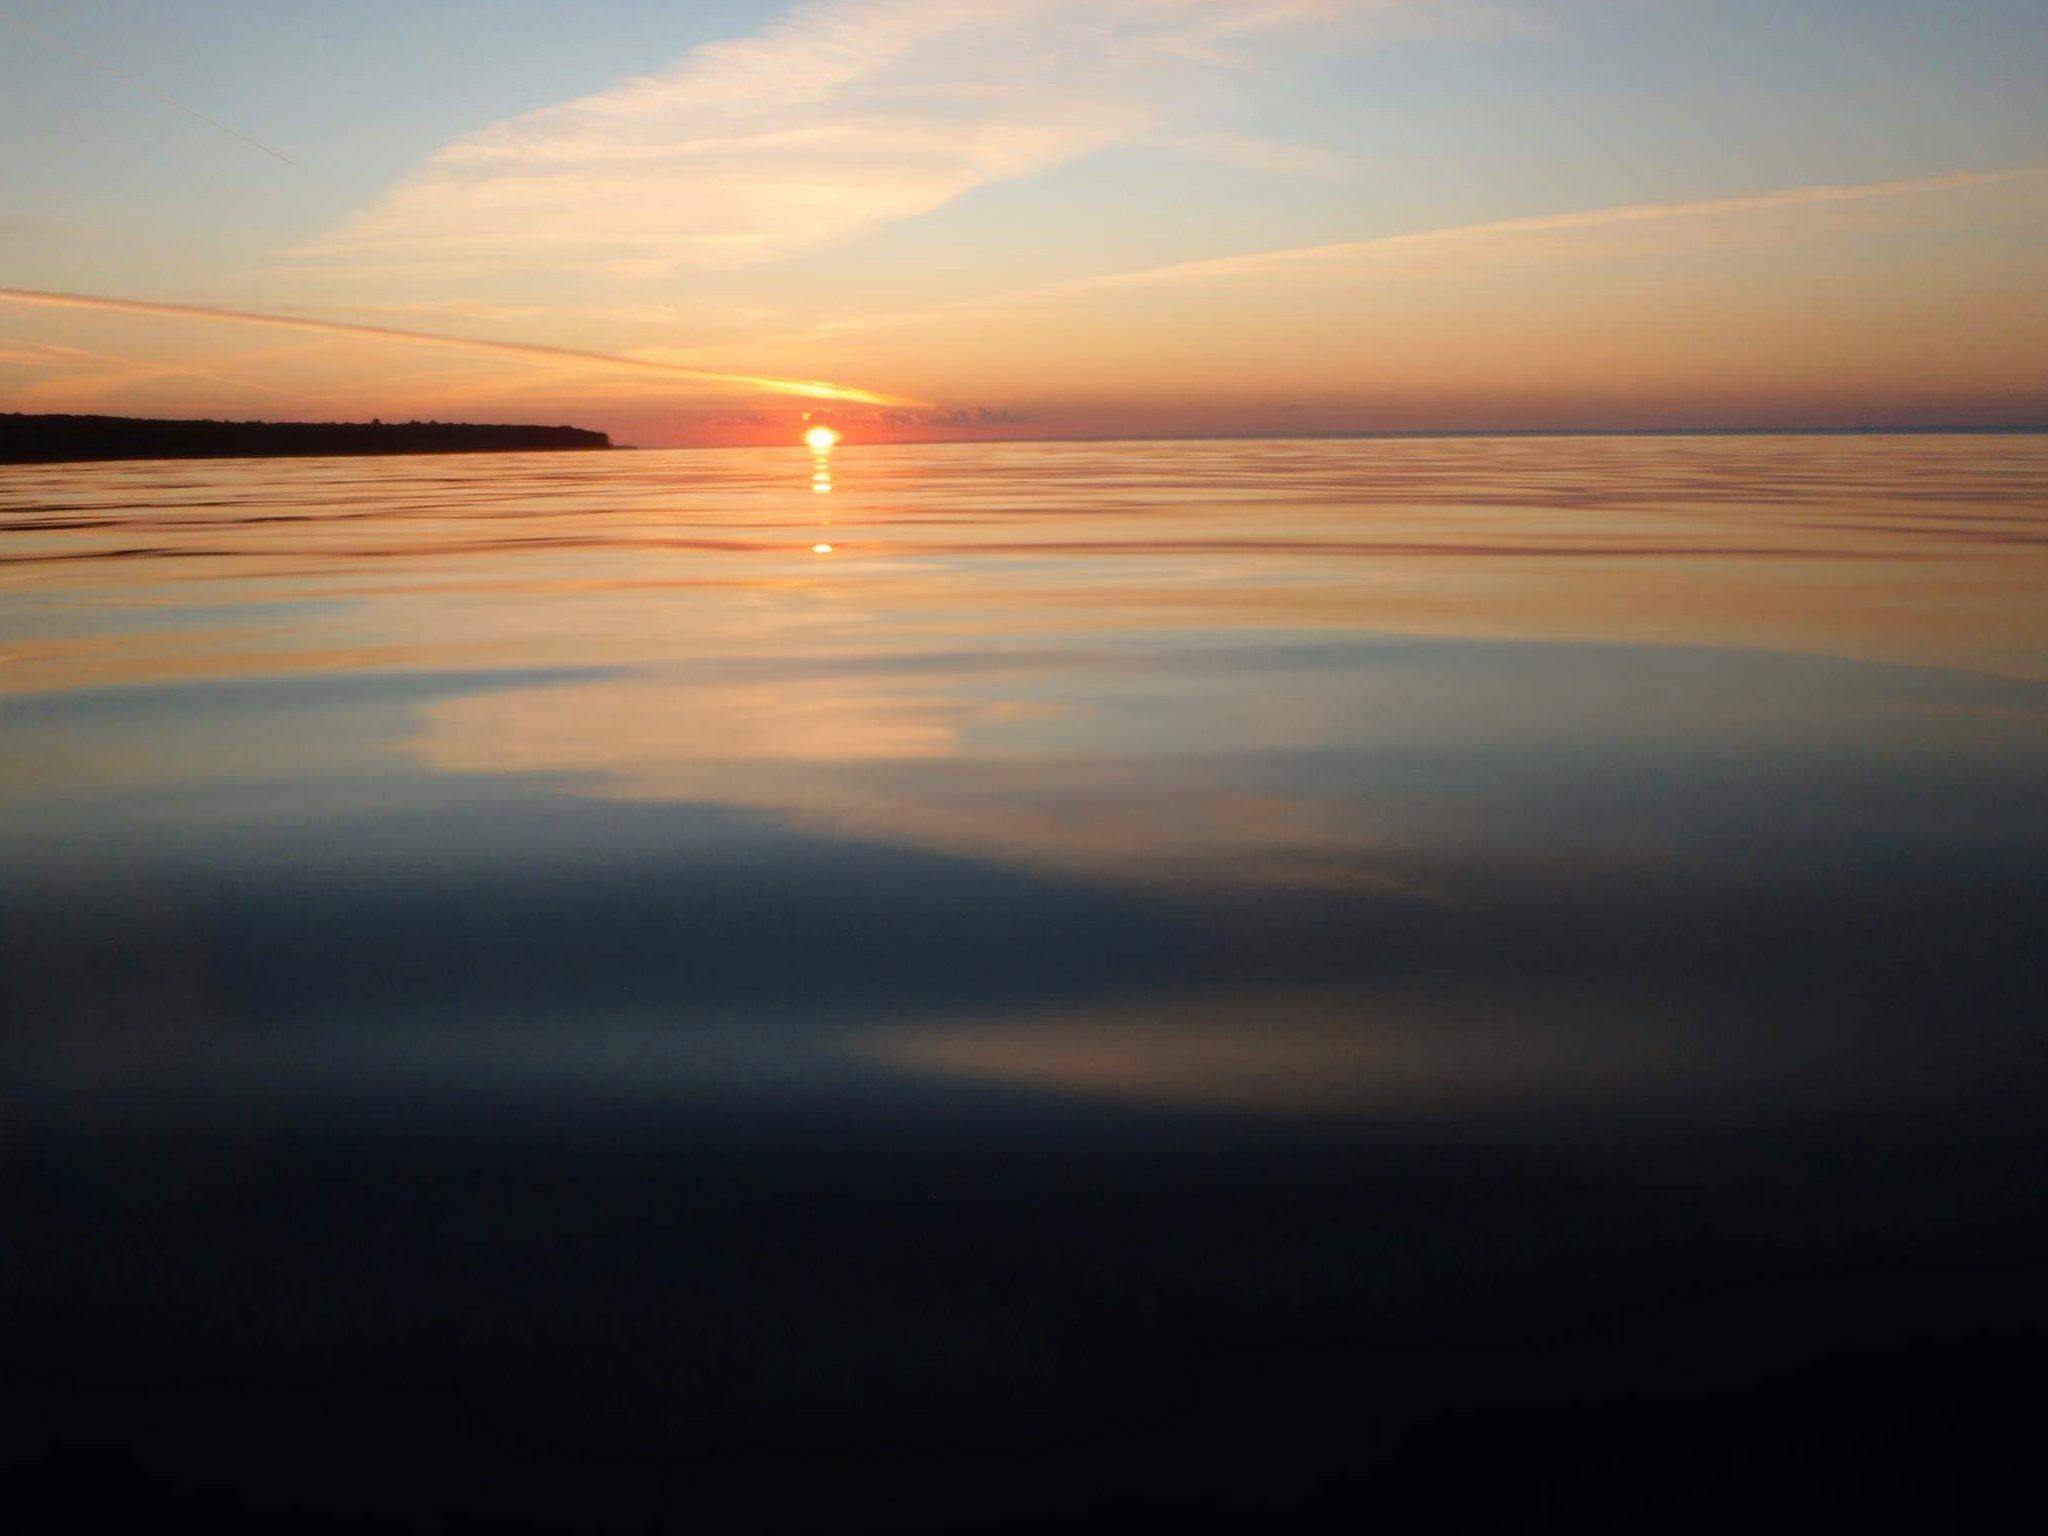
(0, 412, 611, 464)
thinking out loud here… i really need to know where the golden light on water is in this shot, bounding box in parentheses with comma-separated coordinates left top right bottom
(809, 426, 837, 492)
(812, 543, 835, 554)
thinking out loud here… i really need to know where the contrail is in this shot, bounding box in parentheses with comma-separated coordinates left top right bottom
(0, 287, 934, 407)
(807, 161, 2048, 344)
(1, 9, 303, 170)
(1015, 164, 2048, 298)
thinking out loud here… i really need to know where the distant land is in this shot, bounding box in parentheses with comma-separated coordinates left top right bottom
(0, 413, 611, 464)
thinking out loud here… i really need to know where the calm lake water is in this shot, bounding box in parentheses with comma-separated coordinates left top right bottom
(6, 435, 2047, 1529)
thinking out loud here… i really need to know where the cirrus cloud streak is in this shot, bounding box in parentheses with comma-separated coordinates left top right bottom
(302, 0, 1414, 273)
(0, 287, 928, 406)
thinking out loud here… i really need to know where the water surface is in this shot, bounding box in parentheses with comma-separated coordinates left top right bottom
(5, 435, 2045, 1528)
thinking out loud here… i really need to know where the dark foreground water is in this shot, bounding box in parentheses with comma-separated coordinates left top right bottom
(5, 436, 2046, 1529)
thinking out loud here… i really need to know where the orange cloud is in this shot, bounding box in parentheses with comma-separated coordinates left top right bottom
(0, 287, 929, 407)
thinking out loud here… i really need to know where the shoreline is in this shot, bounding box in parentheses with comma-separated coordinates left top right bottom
(0, 412, 612, 466)
(7, 420, 2044, 467)
(1, 444, 620, 466)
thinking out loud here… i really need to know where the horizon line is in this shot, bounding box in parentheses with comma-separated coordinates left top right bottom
(12, 409, 2046, 441)
(646, 424, 2048, 450)
(12, 408, 2043, 459)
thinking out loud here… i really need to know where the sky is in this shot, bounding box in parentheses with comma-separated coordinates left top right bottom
(1, 0, 2044, 444)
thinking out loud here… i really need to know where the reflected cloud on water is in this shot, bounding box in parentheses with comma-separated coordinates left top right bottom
(3, 435, 2046, 1123)
(853, 988, 1708, 1114)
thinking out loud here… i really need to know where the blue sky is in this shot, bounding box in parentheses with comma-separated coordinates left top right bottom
(7, 3, 2045, 242)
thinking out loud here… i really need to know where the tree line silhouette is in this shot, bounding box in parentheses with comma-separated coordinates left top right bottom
(1, 412, 611, 463)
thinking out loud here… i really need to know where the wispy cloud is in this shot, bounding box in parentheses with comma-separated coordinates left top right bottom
(0, 287, 928, 406)
(0, 9, 301, 169)
(797, 162, 2048, 338)
(0, 338, 315, 404)
(1025, 163, 2048, 297)
(302, 0, 1405, 273)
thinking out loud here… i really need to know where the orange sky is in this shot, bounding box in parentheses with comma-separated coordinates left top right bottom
(3, 3, 2046, 444)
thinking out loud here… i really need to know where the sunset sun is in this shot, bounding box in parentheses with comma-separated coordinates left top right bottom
(804, 427, 841, 450)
